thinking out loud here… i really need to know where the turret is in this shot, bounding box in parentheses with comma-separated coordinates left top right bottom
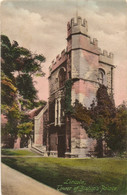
(67, 16, 99, 55)
(67, 16, 88, 39)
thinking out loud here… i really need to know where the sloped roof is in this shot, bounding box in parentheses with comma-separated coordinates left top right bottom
(28, 105, 46, 119)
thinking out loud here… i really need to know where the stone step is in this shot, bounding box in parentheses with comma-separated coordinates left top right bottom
(36, 146, 46, 151)
(30, 146, 45, 156)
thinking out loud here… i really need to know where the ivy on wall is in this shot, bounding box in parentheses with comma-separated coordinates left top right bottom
(65, 79, 74, 114)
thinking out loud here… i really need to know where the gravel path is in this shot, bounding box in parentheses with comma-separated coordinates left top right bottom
(1, 163, 65, 195)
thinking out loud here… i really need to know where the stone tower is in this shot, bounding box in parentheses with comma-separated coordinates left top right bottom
(34, 16, 114, 158)
(67, 17, 114, 107)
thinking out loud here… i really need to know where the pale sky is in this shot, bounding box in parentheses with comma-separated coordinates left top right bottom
(1, 0, 127, 106)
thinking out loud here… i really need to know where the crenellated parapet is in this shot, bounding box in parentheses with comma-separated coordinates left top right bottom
(49, 49, 67, 74)
(67, 16, 88, 38)
(99, 48, 114, 65)
(90, 38, 98, 46)
(71, 17, 88, 29)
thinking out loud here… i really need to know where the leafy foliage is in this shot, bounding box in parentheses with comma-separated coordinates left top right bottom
(72, 100, 92, 129)
(17, 122, 33, 137)
(65, 79, 74, 114)
(16, 74, 37, 101)
(73, 85, 126, 156)
(1, 72, 17, 114)
(107, 103, 127, 154)
(1, 35, 46, 144)
(1, 35, 46, 104)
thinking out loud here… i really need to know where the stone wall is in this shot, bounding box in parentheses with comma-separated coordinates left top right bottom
(71, 118, 96, 158)
(49, 61, 67, 95)
(34, 104, 48, 146)
(71, 80, 98, 107)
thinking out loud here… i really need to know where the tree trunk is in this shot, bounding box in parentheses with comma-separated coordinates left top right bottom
(96, 137, 103, 158)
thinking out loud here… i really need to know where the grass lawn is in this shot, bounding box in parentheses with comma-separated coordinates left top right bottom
(1, 149, 127, 195)
(1, 148, 38, 156)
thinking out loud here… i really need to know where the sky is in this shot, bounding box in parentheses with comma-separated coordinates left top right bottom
(1, 0, 127, 106)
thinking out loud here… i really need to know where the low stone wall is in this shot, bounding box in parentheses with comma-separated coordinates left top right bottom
(49, 151, 58, 157)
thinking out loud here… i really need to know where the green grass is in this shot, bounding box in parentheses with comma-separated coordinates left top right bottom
(1, 149, 37, 156)
(1, 149, 127, 195)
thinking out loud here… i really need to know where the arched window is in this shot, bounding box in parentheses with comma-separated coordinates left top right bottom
(98, 69, 105, 85)
(59, 68, 66, 88)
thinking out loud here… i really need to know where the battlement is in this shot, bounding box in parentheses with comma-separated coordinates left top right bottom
(90, 38, 98, 46)
(71, 17, 88, 29)
(49, 49, 67, 74)
(52, 49, 66, 65)
(99, 48, 114, 65)
(67, 16, 88, 38)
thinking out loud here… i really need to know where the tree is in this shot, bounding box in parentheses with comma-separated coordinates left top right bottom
(1, 72, 17, 114)
(88, 85, 116, 157)
(73, 85, 116, 157)
(106, 103, 127, 155)
(1, 71, 21, 146)
(1, 35, 46, 109)
(1, 35, 46, 146)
